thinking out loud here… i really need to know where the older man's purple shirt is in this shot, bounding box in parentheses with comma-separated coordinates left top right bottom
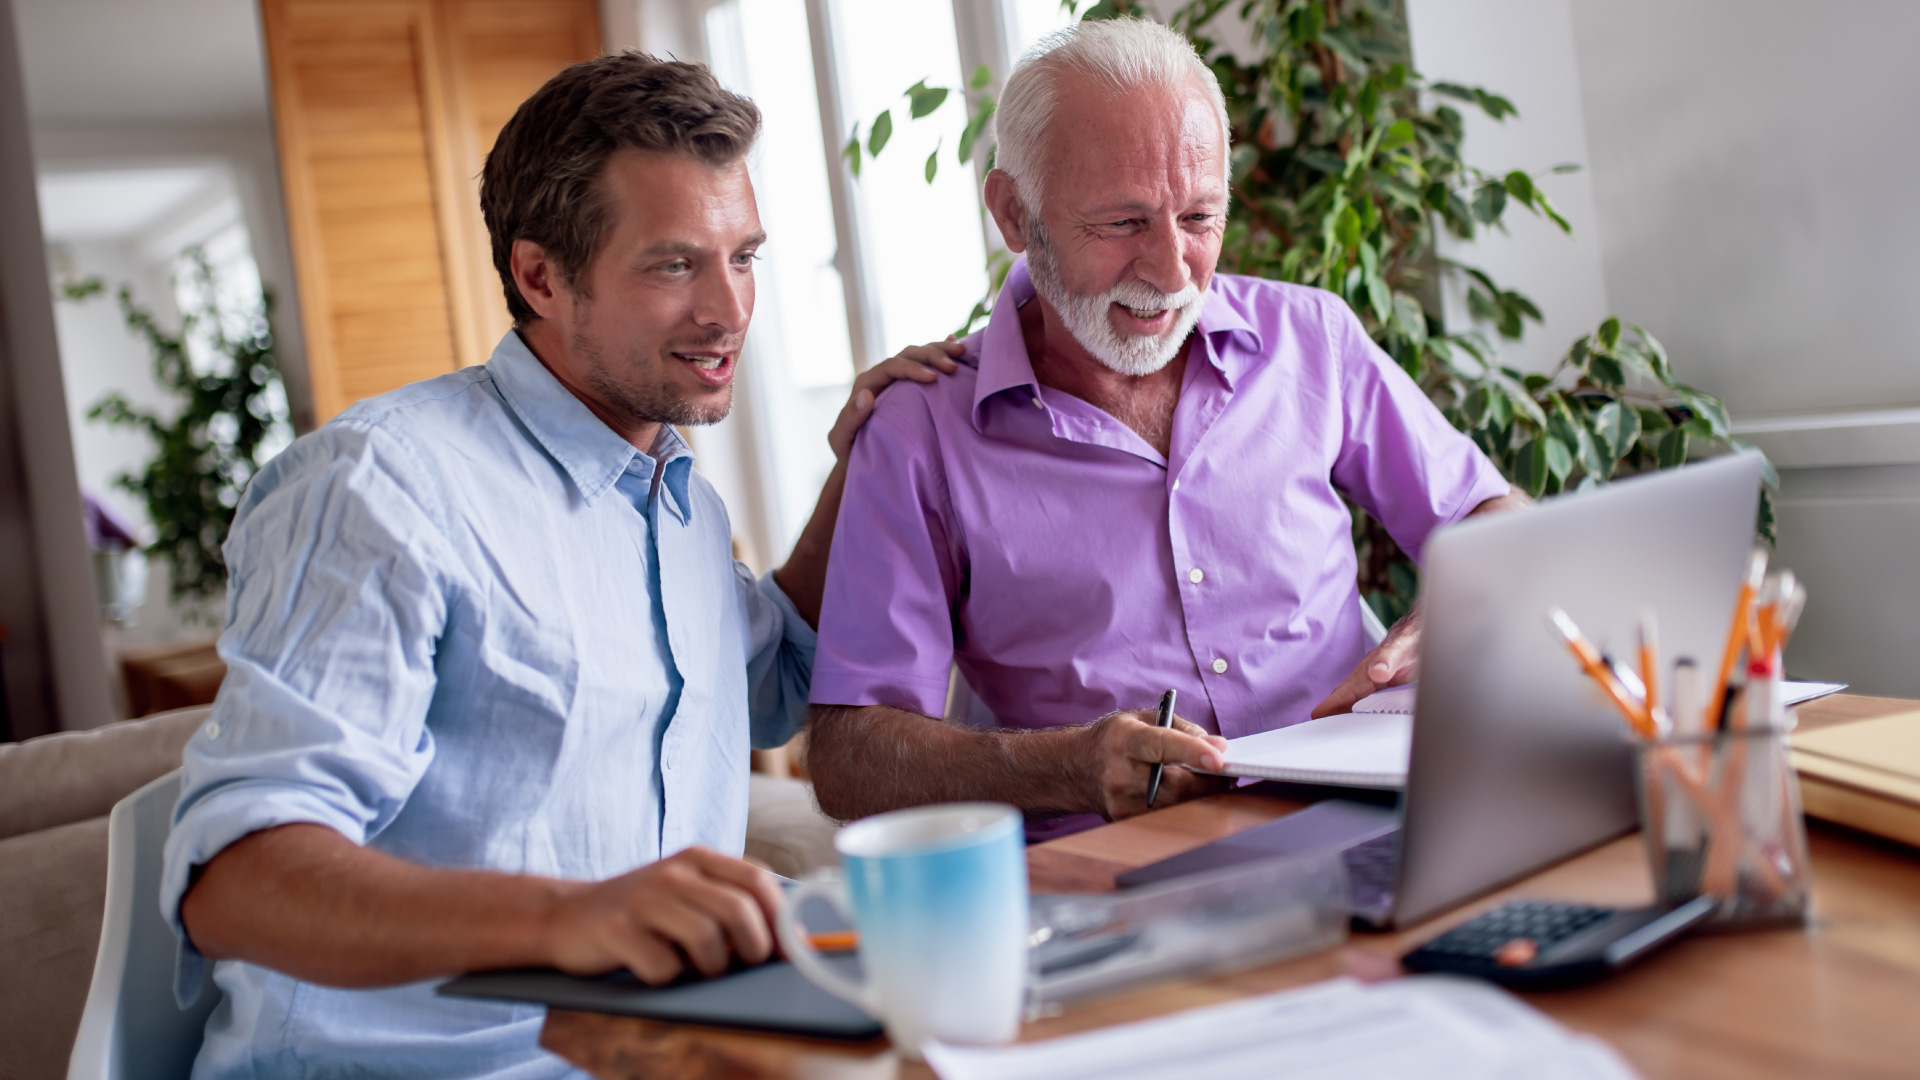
(812, 260, 1506, 829)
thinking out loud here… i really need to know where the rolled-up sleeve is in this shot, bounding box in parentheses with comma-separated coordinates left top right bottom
(161, 424, 455, 1000)
(1326, 296, 1511, 562)
(809, 398, 962, 719)
(739, 566, 817, 749)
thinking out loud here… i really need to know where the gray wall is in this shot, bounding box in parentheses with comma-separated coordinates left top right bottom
(1567, 0, 1920, 697)
(0, 0, 113, 736)
(1413, 0, 1920, 698)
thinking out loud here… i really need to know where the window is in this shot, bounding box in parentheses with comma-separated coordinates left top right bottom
(697, 0, 1061, 558)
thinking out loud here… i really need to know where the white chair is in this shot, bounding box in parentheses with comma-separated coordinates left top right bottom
(68, 770, 221, 1080)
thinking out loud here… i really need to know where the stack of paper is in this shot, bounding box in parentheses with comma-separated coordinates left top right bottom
(923, 976, 1638, 1080)
(1792, 709, 1920, 848)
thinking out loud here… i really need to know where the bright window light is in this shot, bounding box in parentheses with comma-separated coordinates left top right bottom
(1003, 0, 1077, 62)
(706, 0, 855, 392)
(831, 0, 989, 352)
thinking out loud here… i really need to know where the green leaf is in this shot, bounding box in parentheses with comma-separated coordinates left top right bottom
(868, 109, 893, 156)
(1535, 190, 1573, 234)
(1685, 392, 1731, 438)
(1503, 170, 1535, 205)
(958, 97, 995, 162)
(1593, 400, 1641, 464)
(1393, 293, 1427, 347)
(1379, 119, 1416, 153)
(925, 143, 940, 183)
(1366, 275, 1392, 326)
(1587, 354, 1624, 389)
(1597, 316, 1621, 350)
(1475, 88, 1518, 121)
(1516, 438, 1550, 497)
(907, 82, 949, 119)
(1487, 386, 1514, 429)
(1334, 204, 1363, 250)
(1544, 435, 1574, 480)
(842, 129, 863, 177)
(1462, 386, 1492, 426)
(1472, 181, 1507, 223)
(969, 63, 991, 90)
(1658, 428, 1690, 468)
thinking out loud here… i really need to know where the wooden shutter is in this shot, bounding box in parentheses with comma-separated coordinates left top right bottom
(260, 0, 601, 423)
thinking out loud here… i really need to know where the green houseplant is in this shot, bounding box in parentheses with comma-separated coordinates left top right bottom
(62, 252, 289, 613)
(852, 0, 1769, 624)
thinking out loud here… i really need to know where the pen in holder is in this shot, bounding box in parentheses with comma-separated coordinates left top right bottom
(1635, 720, 1811, 929)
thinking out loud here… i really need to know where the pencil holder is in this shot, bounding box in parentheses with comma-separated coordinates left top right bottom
(1634, 722, 1812, 929)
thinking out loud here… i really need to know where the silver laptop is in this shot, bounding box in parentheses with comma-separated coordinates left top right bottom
(1118, 452, 1766, 928)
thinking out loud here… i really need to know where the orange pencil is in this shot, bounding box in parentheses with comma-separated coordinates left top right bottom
(1549, 608, 1654, 737)
(1637, 611, 1665, 735)
(807, 930, 859, 952)
(1705, 549, 1768, 732)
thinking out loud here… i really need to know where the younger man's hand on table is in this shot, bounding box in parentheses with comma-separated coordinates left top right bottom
(546, 846, 786, 985)
(1075, 709, 1232, 820)
(1311, 606, 1420, 718)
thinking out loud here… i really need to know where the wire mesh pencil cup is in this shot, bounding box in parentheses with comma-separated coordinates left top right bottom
(1634, 722, 1812, 929)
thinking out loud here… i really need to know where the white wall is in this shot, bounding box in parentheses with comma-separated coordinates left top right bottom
(1406, 0, 1612, 375)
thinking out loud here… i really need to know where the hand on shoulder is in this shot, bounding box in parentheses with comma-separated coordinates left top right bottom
(827, 337, 964, 462)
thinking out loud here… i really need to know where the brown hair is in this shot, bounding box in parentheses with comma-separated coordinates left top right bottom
(481, 51, 761, 324)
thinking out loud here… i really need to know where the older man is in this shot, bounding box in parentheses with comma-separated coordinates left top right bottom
(805, 19, 1523, 837)
(163, 54, 951, 1078)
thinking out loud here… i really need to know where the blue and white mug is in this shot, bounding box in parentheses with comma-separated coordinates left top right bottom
(775, 802, 1027, 1057)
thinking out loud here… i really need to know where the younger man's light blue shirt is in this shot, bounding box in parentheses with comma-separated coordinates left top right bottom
(161, 331, 816, 1078)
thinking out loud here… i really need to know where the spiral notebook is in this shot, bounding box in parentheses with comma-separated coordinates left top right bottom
(1213, 692, 1413, 789)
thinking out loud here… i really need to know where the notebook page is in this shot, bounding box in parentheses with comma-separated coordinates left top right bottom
(1216, 711, 1412, 787)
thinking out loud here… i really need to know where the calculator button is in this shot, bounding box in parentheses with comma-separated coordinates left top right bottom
(1495, 938, 1539, 967)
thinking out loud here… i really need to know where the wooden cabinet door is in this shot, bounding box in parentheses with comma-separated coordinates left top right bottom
(434, 1, 603, 356)
(260, 0, 600, 423)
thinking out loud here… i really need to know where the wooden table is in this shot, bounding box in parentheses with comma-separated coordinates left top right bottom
(543, 695, 1920, 1079)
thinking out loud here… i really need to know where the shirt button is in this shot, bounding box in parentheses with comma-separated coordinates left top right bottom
(203, 720, 220, 739)
(1172, 479, 1181, 491)
(1212, 658, 1229, 675)
(1031, 396, 1044, 408)
(1188, 568, 1204, 584)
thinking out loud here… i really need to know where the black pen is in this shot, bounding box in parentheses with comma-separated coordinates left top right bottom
(1145, 688, 1177, 809)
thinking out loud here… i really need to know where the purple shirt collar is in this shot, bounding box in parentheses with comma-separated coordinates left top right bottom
(970, 258, 1265, 433)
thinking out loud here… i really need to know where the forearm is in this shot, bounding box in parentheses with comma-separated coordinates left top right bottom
(770, 459, 849, 629)
(806, 704, 1093, 822)
(180, 823, 577, 988)
(1471, 484, 1533, 517)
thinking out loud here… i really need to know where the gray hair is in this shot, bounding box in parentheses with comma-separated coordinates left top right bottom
(992, 17, 1230, 214)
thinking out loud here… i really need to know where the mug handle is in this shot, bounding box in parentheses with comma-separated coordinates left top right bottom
(775, 871, 873, 1012)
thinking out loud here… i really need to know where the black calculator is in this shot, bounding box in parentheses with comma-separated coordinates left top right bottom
(1401, 896, 1717, 989)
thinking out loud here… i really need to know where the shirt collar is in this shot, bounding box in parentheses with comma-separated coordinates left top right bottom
(487, 330, 697, 520)
(970, 258, 1266, 431)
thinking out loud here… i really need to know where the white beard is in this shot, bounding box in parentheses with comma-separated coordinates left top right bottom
(1026, 225, 1203, 377)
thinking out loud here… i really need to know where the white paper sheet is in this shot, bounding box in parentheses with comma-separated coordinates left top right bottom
(1216, 711, 1411, 787)
(924, 976, 1640, 1080)
(1349, 680, 1845, 715)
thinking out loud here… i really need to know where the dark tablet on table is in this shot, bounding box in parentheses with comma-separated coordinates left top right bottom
(437, 956, 883, 1042)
